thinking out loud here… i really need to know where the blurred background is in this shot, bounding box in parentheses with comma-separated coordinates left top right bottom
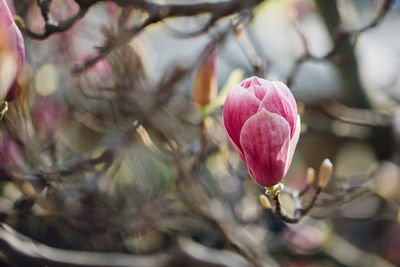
(1, 0, 400, 266)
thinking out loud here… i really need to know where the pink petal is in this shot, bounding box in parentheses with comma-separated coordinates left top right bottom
(284, 115, 301, 175)
(0, 0, 24, 65)
(5, 0, 15, 14)
(240, 109, 290, 187)
(258, 81, 297, 138)
(241, 77, 270, 100)
(247, 84, 268, 101)
(240, 76, 261, 89)
(0, 0, 13, 27)
(272, 81, 297, 113)
(223, 84, 260, 153)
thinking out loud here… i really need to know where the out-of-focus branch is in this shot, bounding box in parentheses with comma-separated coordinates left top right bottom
(0, 223, 249, 267)
(322, 101, 392, 127)
(286, 0, 394, 96)
(24, 4, 89, 39)
(317, 0, 392, 107)
(323, 231, 396, 267)
(74, 0, 264, 72)
(304, 100, 393, 127)
(234, 24, 266, 77)
(269, 186, 323, 224)
(186, 200, 276, 267)
(288, 0, 395, 160)
(345, 0, 393, 35)
(21, 0, 264, 71)
(261, 159, 333, 223)
(162, 15, 218, 38)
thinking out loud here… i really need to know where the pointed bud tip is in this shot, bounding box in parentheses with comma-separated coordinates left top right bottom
(297, 101, 305, 116)
(318, 158, 333, 188)
(259, 194, 271, 209)
(21, 181, 36, 197)
(398, 209, 400, 224)
(136, 125, 152, 147)
(0, 101, 8, 120)
(306, 167, 315, 184)
(13, 16, 25, 31)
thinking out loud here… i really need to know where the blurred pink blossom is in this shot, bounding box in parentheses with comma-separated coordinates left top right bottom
(33, 97, 66, 136)
(0, 135, 24, 168)
(0, 0, 25, 101)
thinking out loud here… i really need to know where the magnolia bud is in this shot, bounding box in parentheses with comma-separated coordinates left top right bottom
(318, 159, 333, 188)
(192, 42, 218, 107)
(306, 167, 315, 185)
(223, 76, 299, 187)
(13, 15, 25, 31)
(259, 194, 272, 209)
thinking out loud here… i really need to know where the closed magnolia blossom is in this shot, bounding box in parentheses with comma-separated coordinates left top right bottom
(0, 0, 25, 102)
(223, 76, 300, 187)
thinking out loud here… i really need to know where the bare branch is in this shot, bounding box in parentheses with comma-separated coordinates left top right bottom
(286, 0, 394, 88)
(0, 223, 249, 267)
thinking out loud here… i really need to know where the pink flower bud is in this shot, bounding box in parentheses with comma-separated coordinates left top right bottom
(0, 0, 25, 101)
(223, 76, 300, 187)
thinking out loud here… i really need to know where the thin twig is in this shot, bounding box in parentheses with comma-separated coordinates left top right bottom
(286, 0, 393, 86)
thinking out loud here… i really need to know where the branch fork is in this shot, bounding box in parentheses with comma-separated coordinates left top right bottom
(260, 158, 333, 223)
